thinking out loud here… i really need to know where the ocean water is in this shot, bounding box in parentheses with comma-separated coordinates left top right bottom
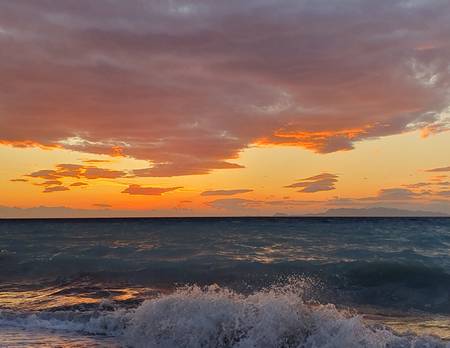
(0, 217, 450, 347)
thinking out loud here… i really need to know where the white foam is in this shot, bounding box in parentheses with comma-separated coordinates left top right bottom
(0, 280, 448, 347)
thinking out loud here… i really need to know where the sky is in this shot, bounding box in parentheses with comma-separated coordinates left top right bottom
(1, 0, 449, 217)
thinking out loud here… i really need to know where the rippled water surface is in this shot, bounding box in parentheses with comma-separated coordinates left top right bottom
(1, 217, 449, 347)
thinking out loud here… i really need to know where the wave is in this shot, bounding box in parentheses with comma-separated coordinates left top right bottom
(3, 259, 450, 314)
(0, 279, 447, 348)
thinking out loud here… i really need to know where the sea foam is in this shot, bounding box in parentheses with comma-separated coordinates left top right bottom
(0, 279, 448, 347)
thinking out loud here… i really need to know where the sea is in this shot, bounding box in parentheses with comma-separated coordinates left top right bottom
(0, 217, 450, 347)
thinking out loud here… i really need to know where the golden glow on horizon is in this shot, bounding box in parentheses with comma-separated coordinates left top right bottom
(1, 130, 449, 216)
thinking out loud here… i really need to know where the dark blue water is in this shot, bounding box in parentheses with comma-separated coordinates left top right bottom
(1, 218, 450, 346)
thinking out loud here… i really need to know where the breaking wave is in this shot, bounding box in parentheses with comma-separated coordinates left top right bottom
(0, 280, 447, 348)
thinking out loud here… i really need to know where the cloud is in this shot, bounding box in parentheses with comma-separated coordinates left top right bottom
(376, 188, 420, 200)
(70, 182, 88, 187)
(265, 199, 318, 206)
(430, 175, 448, 182)
(285, 173, 338, 193)
(1, 1, 450, 176)
(403, 182, 433, 189)
(200, 189, 253, 196)
(403, 178, 450, 189)
(426, 166, 450, 172)
(82, 159, 112, 164)
(206, 198, 262, 210)
(83, 167, 126, 179)
(206, 198, 318, 212)
(437, 190, 450, 198)
(27, 163, 127, 180)
(121, 184, 182, 195)
(93, 203, 112, 208)
(10, 178, 28, 182)
(358, 187, 421, 201)
(28, 170, 60, 180)
(35, 180, 63, 186)
(43, 186, 70, 193)
(132, 161, 244, 177)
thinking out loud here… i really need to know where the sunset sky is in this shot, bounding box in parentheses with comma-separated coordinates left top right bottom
(1, 0, 449, 217)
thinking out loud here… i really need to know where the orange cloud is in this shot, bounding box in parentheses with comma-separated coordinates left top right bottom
(121, 184, 182, 196)
(285, 173, 338, 193)
(257, 128, 368, 153)
(0, 140, 60, 150)
(10, 178, 28, 182)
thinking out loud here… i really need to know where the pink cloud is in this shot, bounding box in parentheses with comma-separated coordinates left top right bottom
(1, 1, 450, 175)
(121, 184, 182, 195)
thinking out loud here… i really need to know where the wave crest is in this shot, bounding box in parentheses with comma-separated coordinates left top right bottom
(1, 279, 447, 347)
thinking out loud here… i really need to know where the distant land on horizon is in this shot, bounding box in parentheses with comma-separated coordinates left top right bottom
(308, 207, 449, 217)
(0, 205, 448, 219)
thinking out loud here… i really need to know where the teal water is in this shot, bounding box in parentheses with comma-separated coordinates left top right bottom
(0, 217, 449, 347)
